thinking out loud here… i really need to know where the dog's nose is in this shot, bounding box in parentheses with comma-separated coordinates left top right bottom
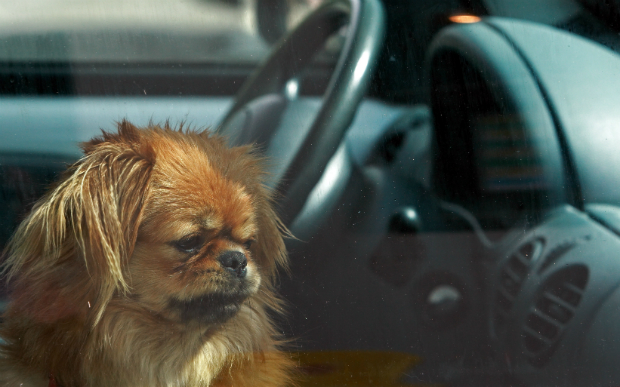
(217, 251, 247, 278)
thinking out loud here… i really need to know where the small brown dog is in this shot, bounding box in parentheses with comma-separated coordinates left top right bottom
(0, 122, 294, 387)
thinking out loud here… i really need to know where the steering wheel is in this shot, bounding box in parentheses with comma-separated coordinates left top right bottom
(217, 0, 385, 226)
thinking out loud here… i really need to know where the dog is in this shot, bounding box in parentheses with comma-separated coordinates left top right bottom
(0, 121, 294, 387)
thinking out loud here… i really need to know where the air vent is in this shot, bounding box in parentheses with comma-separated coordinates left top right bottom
(538, 236, 591, 273)
(522, 265, 589, 367)
(494, 238, 544, 330)
(538, 240, 576, 273)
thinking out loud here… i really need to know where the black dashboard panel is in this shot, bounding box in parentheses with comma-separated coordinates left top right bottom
(0, 62, 334, 97)
(0, 154, 70, 250)
(426, 22, 566, 232)
(0, 154, 71, 301)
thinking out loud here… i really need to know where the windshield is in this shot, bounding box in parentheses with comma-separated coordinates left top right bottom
(3, 1, 620, 387)
(0, 0, 311, 63)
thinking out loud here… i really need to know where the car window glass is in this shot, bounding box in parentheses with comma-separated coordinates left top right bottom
(0, 0, 313, 63)
(3, 0, 620, 386)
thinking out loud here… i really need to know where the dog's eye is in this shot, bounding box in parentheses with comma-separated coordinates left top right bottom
(174, 234, 204, 254)
(243, 239, 255, 250)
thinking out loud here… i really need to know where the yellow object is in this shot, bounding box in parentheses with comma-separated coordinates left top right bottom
(291, 350, 434, 386)
(449, 14, 482, 23)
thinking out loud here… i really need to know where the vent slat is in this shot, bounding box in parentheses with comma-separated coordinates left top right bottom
(515, 252, 531, 266)
(531, 308, 565, 328)
(523, 265, 589, 367)
(564, 282, 585, 297)
(498, 286, 516, 303)
(542, 291, 579, 311)
(538, 241, 575, 273)
(494, 239, 544, 334)
(522, 326, 554, 346)
(526, 312, 560, 340)
(503, 265, 523, 283)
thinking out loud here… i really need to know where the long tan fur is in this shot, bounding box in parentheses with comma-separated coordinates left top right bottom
(0, 121, 294, 387)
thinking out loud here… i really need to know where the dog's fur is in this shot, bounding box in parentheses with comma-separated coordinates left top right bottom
(0, 122, 294, 387)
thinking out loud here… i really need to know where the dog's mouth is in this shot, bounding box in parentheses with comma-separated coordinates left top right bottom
(168, 291, 250, 325)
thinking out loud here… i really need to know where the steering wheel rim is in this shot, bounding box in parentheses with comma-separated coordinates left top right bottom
(217, 0, 386, 226)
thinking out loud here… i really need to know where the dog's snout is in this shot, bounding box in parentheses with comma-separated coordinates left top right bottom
(218, 251, 248, 278)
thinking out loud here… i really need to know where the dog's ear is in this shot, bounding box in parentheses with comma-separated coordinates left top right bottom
(248, 188, 290, 314)
(3, 121, 154, 323)
(253, 187, 290, 281)
(75, 121, 155, 292)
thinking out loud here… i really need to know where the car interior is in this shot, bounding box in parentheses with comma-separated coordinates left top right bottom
(3, 0, 620, 385)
